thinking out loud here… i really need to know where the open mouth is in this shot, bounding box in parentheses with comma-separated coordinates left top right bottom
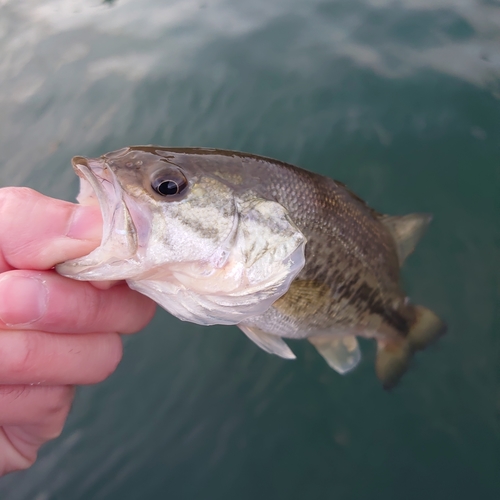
(56, 157, 139, 280)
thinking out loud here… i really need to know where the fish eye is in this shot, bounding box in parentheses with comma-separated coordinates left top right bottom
(151, 172, 188, 197)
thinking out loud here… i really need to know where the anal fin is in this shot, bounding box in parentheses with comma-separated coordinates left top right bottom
(309, 335, 361, 374)
(238, 324, 296, 360)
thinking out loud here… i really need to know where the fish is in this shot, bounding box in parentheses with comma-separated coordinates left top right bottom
(56, 146, 446, 388)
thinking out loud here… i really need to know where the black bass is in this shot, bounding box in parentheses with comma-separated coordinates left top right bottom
(57, 146, 446, 388)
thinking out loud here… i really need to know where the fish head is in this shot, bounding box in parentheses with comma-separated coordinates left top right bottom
(57, 147, 306, 325)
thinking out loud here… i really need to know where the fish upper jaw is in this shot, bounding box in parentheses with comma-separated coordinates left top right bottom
(56, 157, 141, 280)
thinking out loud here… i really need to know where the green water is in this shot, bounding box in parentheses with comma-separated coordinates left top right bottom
(1, 0, 499, 498)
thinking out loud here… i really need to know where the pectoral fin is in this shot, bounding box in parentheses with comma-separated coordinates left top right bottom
(309, 335, 361, 374)
(238, 325, 296, 360)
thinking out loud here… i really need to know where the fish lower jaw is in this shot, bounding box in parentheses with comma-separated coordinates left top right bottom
(119, 250, 304, 326)
(56, 247, 142, 281)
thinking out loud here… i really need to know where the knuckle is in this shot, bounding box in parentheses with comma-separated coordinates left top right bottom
(47, 412, 69, 439)
(116, 287, 157, 334)
(95, 335, 123, 383)
(14, 455, 36, 472)
(43, 416, 67, 440)
(0, 385, 29, 402)
(1, 453, 35, 476)
(5, 333, 39, 377)
(76, 284, 104, 330)
(67, 282, 112, 334)
(0, 187, 37, 208)
(40, 387, 74, 440)
(0, 188, 42, 268)
(0, 188, 38, 222)
(128, 295, 157, 333)
(0, 428, 37, 475)
(44, 387, 74, 418)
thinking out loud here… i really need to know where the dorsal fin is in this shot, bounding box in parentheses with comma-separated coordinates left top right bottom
(333, 180, 383, 218)
(380, 213, 432, 266)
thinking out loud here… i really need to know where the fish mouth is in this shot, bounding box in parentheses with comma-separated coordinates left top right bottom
(56, 156, 140, 280)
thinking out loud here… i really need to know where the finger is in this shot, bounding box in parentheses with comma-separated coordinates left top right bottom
(90, 280, 120, 290)
(0, 428, 34, 475)
(0, 385, 74, 428)
(0, 385, 74, 475)
(0, 331, 123, 385)
(0, 270, 156, 334)
(0, 187, 102, 272)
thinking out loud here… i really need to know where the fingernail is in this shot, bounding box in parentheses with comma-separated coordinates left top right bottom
(67, 205, 102, 241)
(0, 275, 48, 326)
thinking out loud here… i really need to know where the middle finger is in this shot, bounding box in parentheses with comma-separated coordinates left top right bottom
(0, 330, 122, 385)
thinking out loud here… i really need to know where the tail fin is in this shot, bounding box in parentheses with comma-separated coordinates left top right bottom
(375, 305, 446, 389)
(407, 305, 446, 351)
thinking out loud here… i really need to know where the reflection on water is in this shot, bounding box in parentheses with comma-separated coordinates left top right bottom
(1, 0, 500, 499)
(2, 0, 500, 194)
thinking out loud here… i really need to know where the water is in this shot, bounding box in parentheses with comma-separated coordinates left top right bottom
(1, 0, 499, 498)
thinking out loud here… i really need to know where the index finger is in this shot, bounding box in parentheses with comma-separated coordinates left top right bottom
(0, 270, 156, 334)
(0, 187, 102, 272)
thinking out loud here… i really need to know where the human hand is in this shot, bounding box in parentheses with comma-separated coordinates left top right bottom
(0, 187, 156, 476)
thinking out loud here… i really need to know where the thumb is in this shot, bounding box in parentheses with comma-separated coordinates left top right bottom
(0, 188, 102, 271)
